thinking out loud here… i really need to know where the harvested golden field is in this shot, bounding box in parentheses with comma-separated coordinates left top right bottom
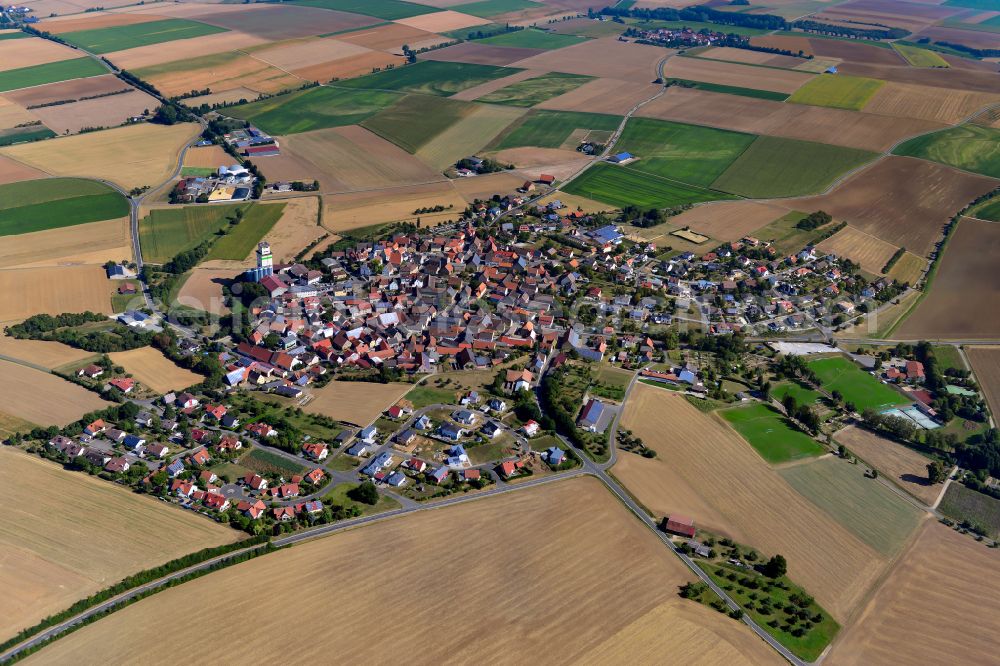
(661, 56, 813, 94)
(790, 157, 997, 257)
(395, 9, 491, 32)
(2, 74, 128, 108)
(175, 265, 235, 315)
(0, 98, 38, 130)
(451, 171, 526, 203)
(833, 425, 940, 505)
(183, 144, 230, 169)
(106, 31, 269, 70)
(0, 360, 111, 426)
(0, 37, 77, 72)
(323, 181, 466, 232)
(828, 520, 1000, 665)
(29, 89, 158, 135)
(966, 346, 1000, 420)
(669, 200, 788, 242)
(698, 46, 805, 69)
(0, 334, 93, 370)
(23, 477, 783, 665)
(0, 447, 238, 642)
(194, 4, 380, 40)
(0, 123, 196, 191)
(415, 104, 526, 171)
(886, 251, 926, 285)
(0, 155, 45, 184)
(751, 34, 814, 56)
(0, 217, 130, 269)
(293, 50, 405, 83)
(254, 196, 322, 263)
(817, 225, 899, 275)
(136, 51, 301, 97)
(509, 37, 668, 84)
(251, 38, 371, 72)
(0, 266, 111, 323)
(108, 347, 200, 393)
(336, 22, 445, 52)
(536, 76, 658, 115)
(616, 383, 888, 622)
(39, 10, 166, 33)
(896, 217, 1000, 339)
(304, 380, 413, 426)
(862, 81, 1000, 124)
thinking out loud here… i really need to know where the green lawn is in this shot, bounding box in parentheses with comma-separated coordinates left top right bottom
(204, 202, 285, 261)
(667, 78, 790, 101)
(0, 125, 56, 146)
(180, 166, 217, 177)
(138, 203, 249, 264)
(452, 0, 543, 18)
(479, 28, 587, 49)
(564, 162, 732, 209)
(289, 0, 435, 18)
(939, 482, 1000, 537)
(712, 136, 876, 198)
(771, 381, 823, 406)
(478, 72, 592, 107)
(751, 210, 836, 256)
(892, 43, 949, 68)
(617, 117, 756, 187)
(780, 457, 923, 555)
(361, 94, 477, 152)
(0, 178, 128, 236)
(226, 87, 401, 135)
(0, 57, 107, 93)
(490, 109, 621, 149)
(722, 403, 825, 464)
(323, 481, 402, 515)
(405, 384, 461, 408)
(787, 74, 884, 110)
(60, 18, 228, 54)
(241, 447, 306, 477)
(336, 61, 521, 97)
(807, 356, 909, 411)
(893, 124, 1000, 179)
(932, 345, 966, 372)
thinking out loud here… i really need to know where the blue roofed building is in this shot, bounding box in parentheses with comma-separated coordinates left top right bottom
(578, 398, 605, 432)
(608, 151, 634, 163)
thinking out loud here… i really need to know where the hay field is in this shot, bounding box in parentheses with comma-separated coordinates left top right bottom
(833, 425, 940, 505)
(108, 347, 201, 393)
(0, 123, 195, 191)
(0, 266, 111, 322)
(966, 346, 1000, 420)
(323, 181, 467, 231)
(668, 200, 788, 242)
(662, 57, 813, 94)
(0, 98, 39, 130)
(787, 74, 884, 110)
(0, 334, 93, 370)
(21, 477, 783, 665)
(616, 384, 889, 622)
(862, 81, 1000, 124)
(304, 380, 413, 425)
(508, 37, 667, 83)
(256, 196, 322, 262)
(415, 103, 526, 170)
(251, 37, 371, 71)
(450, 68, 544, 101)
(790, 157, 997, 256)
(0, 37, 77, 73)
(536, 76, 657, 115)
(336, 22, 443, 52)
(886, 251, 926, 285)
(0, 360, 111, 425)
(896, 217, 1000, 339)
(0, 216, 129, 269)
(450, 171, 526, 202)
(28, 88, 158, 134)
(175, 265, 237, 316)
(0, 447, 238, 642)
(816, 225, 899, 274)
(294, 50, 405, 83)
(828, 520, 1000, 665)
(395, 9, 491, 31)
(183, 144, 230, 169)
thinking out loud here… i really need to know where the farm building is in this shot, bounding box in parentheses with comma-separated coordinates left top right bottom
(662, 515, 696, 538)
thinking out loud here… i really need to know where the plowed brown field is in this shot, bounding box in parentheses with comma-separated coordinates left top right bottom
(661, 56, 813, 93)
(509, 37, 667, 83)
(195, 4, 380, 40)
(0, 155, 45, 184)
(817, 225, 899, 274)
(537, 77, 657, 115)
(833, 426, 940, 505)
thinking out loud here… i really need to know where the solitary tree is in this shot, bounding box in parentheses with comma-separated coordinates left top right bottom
(763, 554, 787, 579)
(927, 460, 946, 484)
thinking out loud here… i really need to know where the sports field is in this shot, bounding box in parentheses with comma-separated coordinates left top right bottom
(806, 356, 909, 411)
(480, 28, 586, 50)
(894, 124, 1000, 179)
(0, 178, 128, 237)
(787, 74, 884, 110)
(477, 72, 592, 107)
(721, 403, 826, 464)
(226, 87, 401, 135)
(712, 136, 876, 198)
(337, 61, 520, 96)
(771, 381, 822, 406)
(361, 94, 478, 152)
(289, 0, 436, 19)
(491, 109, 621, 150)
(139, 204, 250, 264)
(892, 43, 949, 68)
(204, 203, 286, 261)
(108, 347, 201, 394)
(0, 58, 107, 93)
(564, 163, 731, 209)
(60, 18, 228, 54)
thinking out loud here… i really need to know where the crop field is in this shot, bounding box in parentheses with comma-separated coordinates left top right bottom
(255, 196, 321, 263)
(661, 57, 814, 95)
(288, 0, 436, 19)
(896, 217, 1000, 340)
(322, 181, 467, 231)
(616, 117, 755, 187)
(250, 37, 371, 74)
(966, 346, 1000, 420)
(188, 4, 381, 41)
(107, 347, 201, 394)
(361, 94, 478, 152)
(0, 178, 127, 237)
(338, 61, 518, 96)
(303, 380, 413, 425)
(176, 265, 237, 315)
(787, 74, 884, 110)
(789, 156, 996, 256)
(226, 87, 402, 135)
(204, 203, 286, 261)
(828, 520, 1000, 665)
(615, 384, 890, 622)
(450, 0, 542, 17)
(129, 48, 298, 97)
(886, 251, 926, 285)
(0, 358, 112, 425)
(0, 57, 107, 93)
(28, 88, 158, 135)
(535, 76, 656, 115)
(564, 163, 731, 210)
(669, 200, 789, 242)
(4, 73, 135, 107)
(862, 81, 1000, 125)
(425, 42, 545, 67)
(0, 266, 111, 323)
(479, 27, 586, 49)
(491, 109, 621, 150)
(415, 104, 525, 169)
(60, 18, 228, 53)
(0, 335, 92, 370)
(894, 124, 1000, 179)
(0, 216, 129, 270)
(807, 356, 908, 410)
(834, 425, 940, 505)
(0, 122, 194, 192)
(139, 204, 249, 264)
(815, 225, 900, 275)
(20, 477, 783, 665)
(336, 22, 443, 51)
(939, 482, 1000, 537)
(477, 72, 592, 107)
(0, 37, 77, 72)
(0, 447, 239, 642)
(667, 78, 791, 102)
(713, 136, 876, 199)
(892, 42, 949, 68)
(721, 403, 825, 464)
(508, 37, 666, 84)
(395, 9, 492, 33)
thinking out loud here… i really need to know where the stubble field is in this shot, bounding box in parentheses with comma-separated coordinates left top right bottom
(304, 380, 413, 425)
(254, 196, 322, 263)
(833, 425, 941, 505)
(816, 225, 900, 275)
(107, 347, 201, 394)
(0, 265, 111, 322)
(0, 359, 112, 425)
(662, 57, 814, 94)
(0, 334, 93, 370)
(666, 200, 789, 241)
(0, 217, 130, 269)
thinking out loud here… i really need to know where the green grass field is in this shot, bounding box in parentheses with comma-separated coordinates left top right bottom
(0, 125, 56, 146)
(452, 0, 543, 18)
(337, 61, 520, 97)
(361, 94, 477, 152)
(943, 0, 1000, 9)
(616, 117, 756, 187)
(771, 381, 823, 406)
(721, 403, 825, 464)
(0, 57, 107, 93)
(478, 72, 592, 107)
(780, 457, 923, 555)
(0, 31, 27, 41)
(563, 162, 732, 209)
(180, 167, 218, 177)
(786, 74, 884, 110)
(60, 18, 227, 54)
(973, 195, 1000, 221)
(893, 124, 1000, 179)
(289, 0, 435, 19)
(479, 28, 587, 49)
(667, 78, 790, 101)
(807, 356, 909, 411)
(138, 203, 250, 263)
(751, 210, 841, 255)
(939, 482, 1000, 537)
(226, 87, 401, 135)
(892, 43, 949, 68)
(242, 447, 306, 477)
(323, 481, 401, 514)
(712, 136, 876, 198)
(204, 202, 285, 261)
(490, 109, 621, 149)
(0, 178, 128, 237)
